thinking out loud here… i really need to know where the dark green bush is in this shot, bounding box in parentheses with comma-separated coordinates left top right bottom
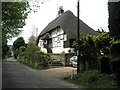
(111, 60, 120, 87)
(17, 42, 52, 69)
(65, 70, 117, 88)
(100, 56, 112, 74)
(110, 40, 120, 58)
(110, 40, 120, 86)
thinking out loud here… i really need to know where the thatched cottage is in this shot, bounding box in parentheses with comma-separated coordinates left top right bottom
(37, 10, 99, 54)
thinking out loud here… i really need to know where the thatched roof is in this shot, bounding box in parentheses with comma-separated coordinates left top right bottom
(109, 0, 120, 2)
(37, 10, 99, 44)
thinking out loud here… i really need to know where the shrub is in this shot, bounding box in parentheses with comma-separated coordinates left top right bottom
(17, 42, 52, 69)
(100, 56, 112, 74)
(110, 40, 120, 86)
(95, 32, 113, 55)
(110, 40, 120, 58)
(65, 70, 117, 88)
(13, 37, 26, 58)
(73, 35, 99, 71)
(19, 46, 26, 59)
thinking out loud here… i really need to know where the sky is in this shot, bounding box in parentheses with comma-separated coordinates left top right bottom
(7, 0, 109, 45)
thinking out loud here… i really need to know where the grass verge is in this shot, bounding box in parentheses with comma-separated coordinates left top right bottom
(63, 70, 119, 88)
(15, 59, 51, 70)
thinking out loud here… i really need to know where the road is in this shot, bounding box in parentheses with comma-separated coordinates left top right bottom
(2, 58, 80, 88)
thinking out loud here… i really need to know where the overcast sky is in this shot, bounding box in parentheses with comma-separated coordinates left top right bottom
(7, 0, 109, 45)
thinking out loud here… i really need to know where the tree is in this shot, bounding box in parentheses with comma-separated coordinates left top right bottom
(2, 31, 9, 58)
(97, 27, 106, 33)
(28, 35, 37, 43)
(108, 2, 120, 40)
(73, 33, 114, 72)
(73, 35, 98, 71)
(13, 37, 25, 58)
(2, 2, 29, 58)
(95, 32, 113, 55)
(2, 2, 29, 39)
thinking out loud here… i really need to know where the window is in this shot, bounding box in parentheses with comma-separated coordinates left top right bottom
(52, 36, 62, 47)
(60, 34, 64, 40)
(43, 40, 47, 48)
(57, 35, 61, 47)
(64, 34, 67, 41)
(57, 36, 61, 43)
(52, 38, 54, 47)
(52, 37, 57, 47)
(39, 41, 43, 46)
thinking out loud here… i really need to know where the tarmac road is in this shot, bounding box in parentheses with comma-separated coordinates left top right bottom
(2, 58, 80, 88)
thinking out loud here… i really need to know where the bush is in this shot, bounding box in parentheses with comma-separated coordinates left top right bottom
(65, 70, 117, 88)
(110, 40, 120, 86)
(18, 46, 26, 59)
(34, 51, 52, 68)
(111, 60, 120, 87)
(110, 40, 120, 58)
(100, 56, 112, 74)
(73, 35, 99, 71)
(17, 42, 52, 69)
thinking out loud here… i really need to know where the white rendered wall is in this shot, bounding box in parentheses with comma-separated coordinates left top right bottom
(38, 40, 47, 53)
(38, 28, 71, 54)
(52, 47, 71, 54)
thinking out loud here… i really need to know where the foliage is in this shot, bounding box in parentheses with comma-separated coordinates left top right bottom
(108, 2, 120, 39)
(97, 27, 106, 33)
(2, 2, 29, 58)
(110, 40, 120, 86)
(73, 35, 96, 55)
(64, 70, 118, 88)
(95, 32, 113, 55)
(18, 46, 26, 59)
(13, 37, 26, 58)
(73, 35, 99, 70)
(26, 42, 40, 54)
(2, 44, 9, 59)
(2, 2, 29, 39)
(110, 40, 120, 59)
(72, 32, 120, 87)
(28, 35, 37, 43)
(13, 37, 26, 51)
(73, 33, 114, 71)
(17, 42, 52, 69)
(100, 56, 112, 74)
(2, 31, 9, 58)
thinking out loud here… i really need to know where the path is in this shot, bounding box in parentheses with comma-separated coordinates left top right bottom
(40, 67, 77, 79)
(2, 58, 80, 88)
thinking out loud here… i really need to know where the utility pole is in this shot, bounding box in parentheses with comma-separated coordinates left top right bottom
(77, 0, 80, 73)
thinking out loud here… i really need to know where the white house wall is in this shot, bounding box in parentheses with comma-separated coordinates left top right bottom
(39, 40, 47, 53)
(52, 47, 71, 54)
(39, 28, 71, 54)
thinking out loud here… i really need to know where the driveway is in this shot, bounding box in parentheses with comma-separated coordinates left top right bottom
(40, 67, 77, 79)
(2, 58, 80, 88)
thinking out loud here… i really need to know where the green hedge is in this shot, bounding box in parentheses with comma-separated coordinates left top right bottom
(110, 40, 120, 58)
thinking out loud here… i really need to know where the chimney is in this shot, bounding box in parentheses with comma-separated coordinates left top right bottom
(58, 6, 64, 16)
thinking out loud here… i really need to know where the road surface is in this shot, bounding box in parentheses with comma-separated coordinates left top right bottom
(2, 58, 80, 88)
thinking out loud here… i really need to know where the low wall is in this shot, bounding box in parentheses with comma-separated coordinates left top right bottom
(48, 53, 74, 65)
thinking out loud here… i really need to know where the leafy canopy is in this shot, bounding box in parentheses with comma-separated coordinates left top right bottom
(13, 37, 26, 51)
(2, 2, 29, 39)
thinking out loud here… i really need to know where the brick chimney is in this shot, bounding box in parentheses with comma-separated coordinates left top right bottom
(58, 6, 64, 16)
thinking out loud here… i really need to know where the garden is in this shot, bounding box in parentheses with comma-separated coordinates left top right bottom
(64, 32, 120, 88)
(13, 37, 52, 70)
